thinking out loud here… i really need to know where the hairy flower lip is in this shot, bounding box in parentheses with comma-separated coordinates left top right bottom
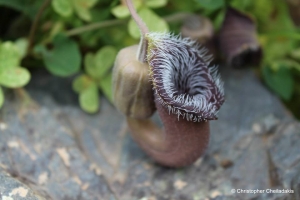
(147, 33, 225, 122)
(153, 76, 220, 121)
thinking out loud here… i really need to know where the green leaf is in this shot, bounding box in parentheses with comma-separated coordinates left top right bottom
(94, 46, 117, 77)
(145, 0, 168, 8)
(212, 8, 225, 30)
(195, 0, 225, 10)
(52, 0, 73, 17)
(230, 0, 252, 11)
(72, 0, 98, 21)
(79, 82, 99, 113)
(73, 4, 91, 21)
(72, 74, 94, 93)
(111, 5, 130, 19)
(15, 38, 28, 59)
(42, 34, 81, 77)
(0, 86, 4, 108)
(0, 67, 31, 88)
(49, 22, 65, 41)
(0, 42, 21, 72)
(111, 0, 142, 19)
(85, 46, 117, 79)
(261, 33, 295, 64)
(272, 59, 300, 72)
(262, 66, 294, 100)
(251, 0, 273, 24)
(128, 7, 169, 39)
(261, 1, 295, 33)
(84, 53, 96, 76)
(290, 48, 300, 60)
(98, 73, 113, 103)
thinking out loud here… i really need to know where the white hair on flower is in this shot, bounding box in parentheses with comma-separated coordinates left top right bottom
(146, 32, 225, 122)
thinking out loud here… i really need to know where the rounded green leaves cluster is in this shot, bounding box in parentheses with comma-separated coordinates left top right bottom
(0, 40, 30, 108)
(36, 34, 81, 77)
(72, 46, 117, 113)
(52, 0, 98, 21)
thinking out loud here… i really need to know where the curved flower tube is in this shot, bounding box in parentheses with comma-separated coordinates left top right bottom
(127, 98, 210, 167)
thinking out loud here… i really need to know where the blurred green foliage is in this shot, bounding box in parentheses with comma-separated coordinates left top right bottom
(0, 40, 30, 108)
(0, 0, 299, 118)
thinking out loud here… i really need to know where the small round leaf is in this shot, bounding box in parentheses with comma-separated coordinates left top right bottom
(111, 0, 142, 18)
(42, 34, 81, 77)
(15, 38, 28, 59)
(84, 53, 96, 78)
(72, 74, 94, 93)
(0, 67, 31, 88)
(85, 46, 117, 79)
(145, 0, 168, 8)
(72, 0, 98, 21)
(0, 42, 21, 72)
(79, 83, 99, 113)
(262, 66, 294, 100)
(111, 5, 130, 19)
(98, 73, 113, 103)
(290, 48, 300, 60)
(94, 46, 117, 76)
(52, 0, 73, 17)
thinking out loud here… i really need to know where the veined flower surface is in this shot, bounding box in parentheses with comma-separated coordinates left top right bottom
(147, 33, 225, 121)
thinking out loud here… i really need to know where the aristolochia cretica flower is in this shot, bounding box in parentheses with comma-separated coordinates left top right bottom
(147, 33, 224, 122)
(113, 0, 225, 167)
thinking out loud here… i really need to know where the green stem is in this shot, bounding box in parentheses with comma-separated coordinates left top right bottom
(27, 0, 52, 55)
(125, 0, 149, 37)
(125, 0, 149, 63)
(65, 12, 192, 37)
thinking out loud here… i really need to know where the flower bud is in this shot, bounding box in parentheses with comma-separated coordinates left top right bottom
(181, 15, 214, 43)
(112, 45, 156, 119)
(219, 7, 262, 68)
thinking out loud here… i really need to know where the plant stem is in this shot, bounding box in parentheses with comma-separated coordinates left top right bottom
(125, 0, 149, 37)
(125, 0, 149, 63)
(27, 0, 51, 54)
(65, 12, 191, 37)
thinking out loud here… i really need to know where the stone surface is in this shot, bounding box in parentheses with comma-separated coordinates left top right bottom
(0, 68, 299, 200)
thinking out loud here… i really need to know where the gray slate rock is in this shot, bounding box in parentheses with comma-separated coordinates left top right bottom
(0, 68, 299, 200)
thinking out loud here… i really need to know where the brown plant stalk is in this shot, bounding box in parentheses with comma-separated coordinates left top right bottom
(27, 0, 52, 54)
